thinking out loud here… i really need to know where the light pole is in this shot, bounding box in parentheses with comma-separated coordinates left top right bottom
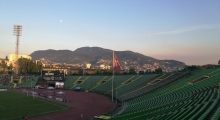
(13, 25, 22, 75)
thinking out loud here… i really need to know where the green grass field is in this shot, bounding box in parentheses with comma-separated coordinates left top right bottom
(0, 91, 69, 120)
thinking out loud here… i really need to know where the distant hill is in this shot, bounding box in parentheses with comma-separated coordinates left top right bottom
(30, 47, 186, 71)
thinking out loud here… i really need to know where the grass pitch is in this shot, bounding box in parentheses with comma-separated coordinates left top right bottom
(0, 91, 69, 120)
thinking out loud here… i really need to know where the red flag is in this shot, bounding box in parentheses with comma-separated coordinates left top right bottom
(113, 52, 120, 72)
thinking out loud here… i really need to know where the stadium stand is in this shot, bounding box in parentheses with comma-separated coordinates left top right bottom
(16, 76, 38, 88)
(64, 75, 159, 95)
(88, 76, 113, 92)
(2, 68, 220, 119)
(0, 75, 12, 89)
(64, 76, 95, 90)
(111, 68, 220, 119)
(0, 75, 38, 89)
(103, 74, 160, 97)
(117, 72, 190, 101)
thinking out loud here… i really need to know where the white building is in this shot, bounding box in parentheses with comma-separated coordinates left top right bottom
(100, 64, 105, 69)
(9, 54, 32, 62)
(86, 63, 91, 69)
(8, 54, 32, 68)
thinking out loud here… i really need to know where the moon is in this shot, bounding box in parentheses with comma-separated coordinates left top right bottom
(60, 20, 62, 22)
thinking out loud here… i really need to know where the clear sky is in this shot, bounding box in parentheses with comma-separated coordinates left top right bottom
(0, 0, 220, 65)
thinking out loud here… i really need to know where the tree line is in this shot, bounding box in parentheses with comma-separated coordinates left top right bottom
(75, 67, 163, 76)
(0, 58, 43, 75)
(18, 58, 43, 75)
(0, 60, 9, 74)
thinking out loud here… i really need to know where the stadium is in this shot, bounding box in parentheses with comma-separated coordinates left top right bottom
(1, 65, 220, 120)
(1, 1, 220, 120)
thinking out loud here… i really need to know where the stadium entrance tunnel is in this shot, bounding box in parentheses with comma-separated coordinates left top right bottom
(190, 75, 210, 84)
(123, 80, 132, 84)
(76, 80, 83, 84)
(99, 80, 107, 84)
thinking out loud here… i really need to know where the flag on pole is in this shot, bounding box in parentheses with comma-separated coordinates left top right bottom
(113, 52, 120, 72)
(112, 51, 120, 102)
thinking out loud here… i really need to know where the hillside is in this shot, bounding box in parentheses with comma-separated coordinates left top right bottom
(30, 47, 186, 71)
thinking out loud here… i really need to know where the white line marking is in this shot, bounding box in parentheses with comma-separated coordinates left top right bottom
(35, 98, 68, 109)
(10, 91, 67, 109)
(2, 91, 69, 120)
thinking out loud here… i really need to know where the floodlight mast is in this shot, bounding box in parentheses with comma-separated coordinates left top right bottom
(13, 25, 22, 75)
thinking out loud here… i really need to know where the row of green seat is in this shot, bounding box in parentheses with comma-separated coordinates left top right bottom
(0, 76, 39, 89)
(112, 68, 220, 119)
(117, 72, 189, 101)
(64, 75, 158, 95)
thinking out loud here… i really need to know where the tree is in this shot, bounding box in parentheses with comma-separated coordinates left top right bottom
(103, 69, 112, 75)
(0, 60, 7, 69)
(183, 65, 202, 71)
(8, 63, 13, 70)
(95, 67, 102, 75)
(129, 67, 136, 74)
(0, 60, 8, 74)
(5, 55, 8, 60)
(7, 63, 13, 74)
(155, 68, 163, 74)
(18, 58, 42, 74)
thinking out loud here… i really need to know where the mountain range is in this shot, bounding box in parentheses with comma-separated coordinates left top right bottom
(30, 47, 186, 71)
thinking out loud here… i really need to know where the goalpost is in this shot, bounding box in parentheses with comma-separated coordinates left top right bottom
(27, 91, 38, 98)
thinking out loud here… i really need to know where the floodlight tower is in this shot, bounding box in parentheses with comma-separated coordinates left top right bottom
(13, 25, 22, 75)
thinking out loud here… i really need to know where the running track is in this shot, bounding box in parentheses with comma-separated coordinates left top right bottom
(13, 89, 115, 120)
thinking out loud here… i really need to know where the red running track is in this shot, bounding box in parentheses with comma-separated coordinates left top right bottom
(13, 89, 115, 120)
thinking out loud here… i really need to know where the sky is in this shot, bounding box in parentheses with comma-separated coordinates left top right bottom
(0, 0, 220, 65)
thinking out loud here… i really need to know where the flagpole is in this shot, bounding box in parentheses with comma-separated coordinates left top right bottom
(112, 51, 114, 102)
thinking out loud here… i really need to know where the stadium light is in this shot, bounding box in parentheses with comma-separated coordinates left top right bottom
(13, 25, 22, 75)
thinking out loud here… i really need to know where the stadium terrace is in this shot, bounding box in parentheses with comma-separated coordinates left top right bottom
(1, 65, 220, 119)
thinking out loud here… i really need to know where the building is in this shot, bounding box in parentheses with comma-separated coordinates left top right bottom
(83, 69, 96, 75)
(8, 54, 31, 66)
(9, 54, 31, 62)
(70, 69, 84, 75)
(100, 64, 105, 69)
(105, 65, 110, 70)
(86, 64, 91, 69)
